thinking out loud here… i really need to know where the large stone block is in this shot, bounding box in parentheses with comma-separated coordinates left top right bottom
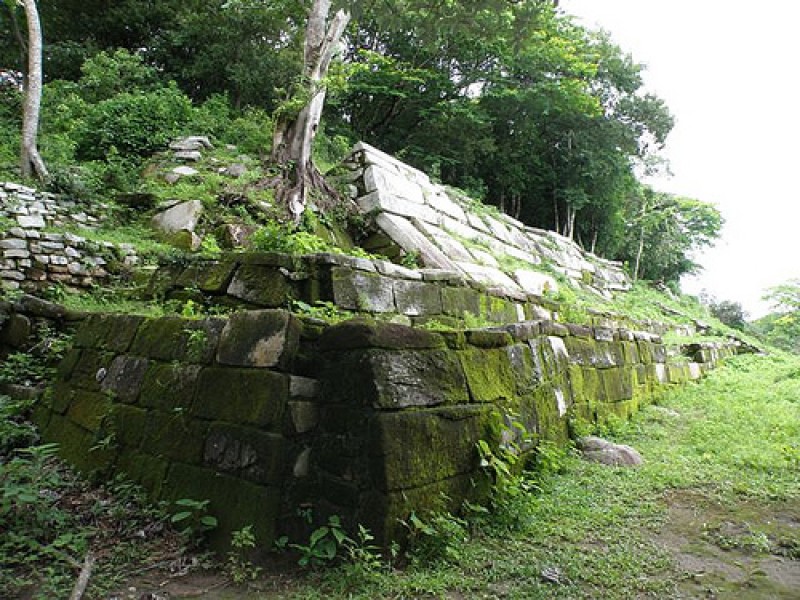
(143, 410, 209, 464)
(176, 260, 237, 293)
(216, 310, 301, 370)
(226, 263, 295, 307)
(368, 405, 495, 492)
(441, 286, 481, 318)
(192, 368, 288, 429)
(66, 390, 112, 432)
(108, 404, 148, 449)
(393, 279, 443, 316)
(100, 355, 149, 403)
(139, 363, 201, 412)
(162, 462, 281, 552)
(116, 452, 169, 499)
(73, 314, 145, 353)
(319, 319, 444, 351)
(130, 317, 224, 363)
(458, 347, 516, 404)
(330, 267, 395, 313)
(203, 423, 285, 485)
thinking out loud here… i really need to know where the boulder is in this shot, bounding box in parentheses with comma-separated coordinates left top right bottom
(577, 435, 643, 467)
(170, 136, 213, 152)
(152, 200, 204, 235)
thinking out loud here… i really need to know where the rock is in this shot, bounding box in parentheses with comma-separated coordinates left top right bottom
(174, 150, 202, 162)
(577, 436, 643, 467)
(216, 223, 257, 249)
(224, 163, 247, 178)
(169, 166, 199, 179)
(151, 200, 204, 235)
(116, 192, 158, 209)
(167, 230, 202, 251)
(170, 136, 213, 152)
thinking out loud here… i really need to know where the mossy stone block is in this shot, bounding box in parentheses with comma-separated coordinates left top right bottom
(192, 367, 288, 429)
(162, 462, 280, 553)
(73, 314, 145, 353)
(176, 260, 237, 293)
(331, 267, 395, 313)
(143, 410, 208, 464)
(55, 348, 82, 382)
(319, 319, 444, 351)
(466, 330, 513, 349)
(458, 347, 516, 404)
(48, 381, 75, 415)
(505, 343, 538, 396)
(146, 263, 184, 298)
(600, 367, 633, 402)
(481, 295, 519, 323)
(67, 391, 112, 432)
(100, 355, 149, 403)
(0, 313, 31, 347)
(44, 414, 114, 474)
(355, 349, 469, 409)
(582, 367, 604, 403)
(116, 452, 169, 499)
(227, 263, 295, 307)
(368, 405, 493, 492)
(108, 404, 148, 449)
(441, 286, 481, 318)
(69, 349, 115, 392)
(637, 340, 655, 364)
(564, 337, 594, 366)
(130, 317, 224, 363)
(531, 385, 569, 443)
(393, 279, 443, 316)
(216, 310, 300, 370)
(203, 422, 285, 485)
(139, 363, 201, 412)
(667, 363, 689, 384)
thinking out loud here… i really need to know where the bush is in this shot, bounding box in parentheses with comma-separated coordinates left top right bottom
(76, 83, 193, 161)
(77, 49, 160, 103)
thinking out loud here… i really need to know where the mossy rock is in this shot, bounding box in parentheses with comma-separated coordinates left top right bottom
(129, 316, 224, 363)
(226, 263, 296, 307)
(458, 347, 516, 404)
(107, 404, 148, 449)
(203, 422, 285, 485)
(393, 279, 443, 316)
(139, 363, 201, 412)
(142, 410, 209, 464)
(319, 319, 445, 352)
(116, 452, 169, 499)
(441, 286, 481, 318)
(100, 355, 150, 403)
(191, 367, 288, 430)
(331, 267, 395, 313)
(367, 405, 496, 492)
(66, 390, 113, 432)
(216, 310, 301, 370)
(176, 260, 237, 293)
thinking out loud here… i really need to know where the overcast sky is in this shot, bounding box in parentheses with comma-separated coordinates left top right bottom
(562, 0, 800, 318)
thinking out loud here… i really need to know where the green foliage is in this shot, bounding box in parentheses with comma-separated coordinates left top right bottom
(170, 498, 218, 546)
(289, 514, 350, 568)
(402, 510, 468, 565)
(753, 279, 800, 353)
(0, 325, 72, 387)
(226, 525, 262, 584)
(0, 396, 38, 459)
(290, 300, 353, 324)
(77, 49, 161, 103)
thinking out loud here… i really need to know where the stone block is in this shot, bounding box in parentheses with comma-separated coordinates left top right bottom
(192, 367, 288, 429)
(139, 363, 201, 411)
(226, 263, 294, 307)
(143, 410, 209, 463)
(130, 317, 224, 363)
(368, 405, 495, 492)
(108, 404, 148, 449)
(16, 214, 45, 228)
(117, 452, 168, 499)
(458, 347, 517, 404)
(331, 267, 395, 313)
(319, 320, 445, 353)
(152, 200, 203, 234)
(441, 286, 481, 318)
(393, 279, 442, 316)
(100, 356, 149, 403)
(66, 391, 112, 432)
(162, 462, 280, 551)
(203, 423, 285, 485)
(73, 314, 145, 353)
(176, 260, 237, 293)
(0, 313, 31, 347)
(513, 269, 558, 296)
(288, 401, 320, 434)
(375, 213, 459, 271)
(216, 310, 301, 370)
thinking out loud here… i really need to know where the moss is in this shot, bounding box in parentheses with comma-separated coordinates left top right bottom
(73, 314, 145, 353)
(458, 347, 516, 404)
(441, 286, 481, 318)
(394, 280, 443, 316)
(139, 363, 201, 411)
(319, 319, 445, 352)
(191, 367, 288, 429)
(481, 295, 519, 323)
(116, 452, 169, 499)
(161, 462, 281, 554)
(66, 391, 113, 432)
(599, 367, 633, 402)
(130, 316, 224, 363)
(142, 410, 209, 464)
(226, 263, 296, 307)
(368, 405, 494, 492)
(176, 260, 237, 293)
(107, 404, 148, 449)
(466, 330, 513, 348)
(216, 310, 301, 369)
(330, 267, 395, 313)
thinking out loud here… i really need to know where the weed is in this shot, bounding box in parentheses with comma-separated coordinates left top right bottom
(226, 525, 263, 584)
(290, 514, 350, 568)
(170, 498, 218, 547)
(402, 510, 468, 565)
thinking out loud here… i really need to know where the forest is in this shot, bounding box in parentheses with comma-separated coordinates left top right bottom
(0, 0, 726, 287)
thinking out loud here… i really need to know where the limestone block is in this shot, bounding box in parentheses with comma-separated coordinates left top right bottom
(0, 238, 28, 250)
(440, 215, 483, 242)
(226, 264, 294, 307)
(358, 190, 439, 223)
(441, 286, 482, 317)
(513, 269, 558, 296)
(454, 262, 521, 291)
(578, 436, 643, 467)
(289, 375, 320, 399)
(363, 165, 426, 204)
(393, 279, 443, 316)
(0, 270, 25, 281)
(177, 260, 237, 293)
(216, 310, 301, 370)
(169, 165, 199, 178)
(151, 200, 203, 234)
(174, 150, 202, 161)
(130, 317, 224, 363)
(427, 189, 467, 221)
(318, 319, 445, 352)
(374, 260, 423, 280)
(466, 212, 490, 233)
(468, 248, 500, 268)
(3, 249, 30, 259)
(331, 267, 396, 313)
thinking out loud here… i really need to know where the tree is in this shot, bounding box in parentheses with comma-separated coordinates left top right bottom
(19, 0, 47, 179)
(754, 280, 800, 353)
(270, 0, 350, 219)
(708, 298, 748, 331)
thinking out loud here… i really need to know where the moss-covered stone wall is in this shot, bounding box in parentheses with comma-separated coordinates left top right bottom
(36, 310, 737, 552)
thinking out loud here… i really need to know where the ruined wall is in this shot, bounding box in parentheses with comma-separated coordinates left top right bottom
(35, 309, 736, 551)
(0, 182, 139, 291)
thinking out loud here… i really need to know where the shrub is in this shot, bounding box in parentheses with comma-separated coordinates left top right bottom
(76, 83, 193, 161)
(78, 49, 160, 103)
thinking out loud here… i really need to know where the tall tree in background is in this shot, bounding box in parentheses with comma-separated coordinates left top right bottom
(271, 0, 350, 219)
(19, 0, 47, 179)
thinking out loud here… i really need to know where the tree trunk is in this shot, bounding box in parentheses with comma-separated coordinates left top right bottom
(271, 0, 350, 220)
(20, 0, 48, 180)
(633, 227, 645, 280)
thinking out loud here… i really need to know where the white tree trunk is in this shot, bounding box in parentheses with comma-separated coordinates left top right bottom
(271, 0, 349, 219)
(20, 0, 47, 180)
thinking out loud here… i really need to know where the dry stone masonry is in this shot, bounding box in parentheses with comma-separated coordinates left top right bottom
(35, 309, 737, 551)
(340, 143, 631, 298)
(0, 182, 138, 290)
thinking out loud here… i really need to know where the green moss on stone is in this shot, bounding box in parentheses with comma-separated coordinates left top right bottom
(203, 422, 285, 485)
(139, 363, 201, 412)
(67, 391, 112, 432)
(394, 280, 443, 316)
(216, 310, 300, 370)
(108, 404, 148, 449)
(319, 319, 445, 352)
(441, 286, 481, 318)
(176, 260, 237, 293)
(226, 263, 295, 307)
(192, 367, 288, 429)
(458, 347, 516, 404)
(143, 410, 209, 464)
(116, 452, 169, 499)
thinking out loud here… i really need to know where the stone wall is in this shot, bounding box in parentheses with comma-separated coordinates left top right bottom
(0, 182, 139, 291)
(339, 143, 631, 298)
(35, 309, 737, 552)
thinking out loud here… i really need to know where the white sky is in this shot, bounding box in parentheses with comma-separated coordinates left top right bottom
(562, 0, 800, 318)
